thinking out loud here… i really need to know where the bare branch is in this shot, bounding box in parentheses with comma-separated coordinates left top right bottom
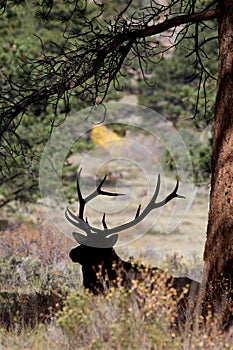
(0, 6, 218, 139)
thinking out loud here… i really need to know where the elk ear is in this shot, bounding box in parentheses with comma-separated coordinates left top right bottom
(72, 232, 87, 245)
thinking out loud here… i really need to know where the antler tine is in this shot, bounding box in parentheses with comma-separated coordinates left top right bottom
(85, 174, 125, 203)
(76, 168, 86, 220)
(73, 174, 185, 236)
(66, 172, 185, 241)
(76, 169, 125, 221)
(97, 174, 108, 190)
(67, 169, 125, 234)
(154, 180, 185, 207)
(65, 208, 76, 227)
(135, 204, 141, 219)
(150, 173, 161, 202)
(167, 180, 186, 201)
(102, 213, 108, 229)
(65, 207, 89, 232)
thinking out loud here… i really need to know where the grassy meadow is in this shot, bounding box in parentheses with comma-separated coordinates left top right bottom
(0, 185, 232, 349)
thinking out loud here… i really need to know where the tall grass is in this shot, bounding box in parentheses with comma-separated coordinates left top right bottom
(0, 286, 232, 350)
(0, 221, 232, 349)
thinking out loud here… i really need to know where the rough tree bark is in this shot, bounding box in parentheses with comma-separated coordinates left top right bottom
(1, 0, 233, 329)
(202, 0, 233, 330)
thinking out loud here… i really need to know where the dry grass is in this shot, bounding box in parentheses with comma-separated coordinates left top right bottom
(0, 219, 232, 349)
(0, 221, 73, 264)
(0, 285, 233, 350)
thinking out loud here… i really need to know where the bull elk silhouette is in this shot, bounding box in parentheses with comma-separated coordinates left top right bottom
(66, 169, 199, 322)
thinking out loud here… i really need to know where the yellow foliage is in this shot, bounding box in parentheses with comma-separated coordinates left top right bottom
(91, 124, 122, 149)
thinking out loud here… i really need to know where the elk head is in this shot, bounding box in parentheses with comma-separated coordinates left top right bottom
(65, 168, 185, 293)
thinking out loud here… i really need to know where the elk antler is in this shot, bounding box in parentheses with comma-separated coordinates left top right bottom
(65, 168, 185, 247)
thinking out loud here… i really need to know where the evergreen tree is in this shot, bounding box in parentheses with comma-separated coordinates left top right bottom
(1, 0, 233, 330)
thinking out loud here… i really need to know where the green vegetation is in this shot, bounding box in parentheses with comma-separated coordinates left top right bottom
(0, 2, 223, 346)
(0, 166, 227, 345)
(0, 2, 96, 206)
(0, 192, 218, 347)
(0, 291, 231, 350)
(0, 1, 216, 207)
(57, 283, 180, 350)
(0, 221, 231, 349)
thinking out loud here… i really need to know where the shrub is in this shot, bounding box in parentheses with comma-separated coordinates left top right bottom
(57, 272, 183, 349)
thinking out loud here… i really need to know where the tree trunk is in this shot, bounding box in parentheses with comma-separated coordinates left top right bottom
(202, 0, 233, 330)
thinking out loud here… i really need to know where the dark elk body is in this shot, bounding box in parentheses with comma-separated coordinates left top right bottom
(69, 244, 200, 323)
(66, 169, 200, 323)
(69, 245, 199, 297)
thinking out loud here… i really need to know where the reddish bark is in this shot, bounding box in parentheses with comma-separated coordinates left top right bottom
(202, 0, 233, 329)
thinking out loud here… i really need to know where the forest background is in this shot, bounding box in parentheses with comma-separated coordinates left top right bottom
(0, 0, 217, 207)
(0, 1, 226, 349)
